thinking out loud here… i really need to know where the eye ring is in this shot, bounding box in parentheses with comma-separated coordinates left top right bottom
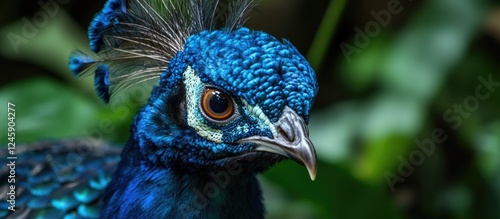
(201, 88, 234, 121)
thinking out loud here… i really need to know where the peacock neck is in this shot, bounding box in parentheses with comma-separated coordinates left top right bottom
(178, 168, 265, 219)
(102, 138, 265, 219)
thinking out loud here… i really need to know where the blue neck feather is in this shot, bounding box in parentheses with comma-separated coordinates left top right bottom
(101, 138, 264, 219)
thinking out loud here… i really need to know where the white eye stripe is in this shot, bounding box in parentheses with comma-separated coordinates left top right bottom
(183, 66, 223, 143)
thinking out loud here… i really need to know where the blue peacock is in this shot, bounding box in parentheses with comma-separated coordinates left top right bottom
(1, 0, 318, 218)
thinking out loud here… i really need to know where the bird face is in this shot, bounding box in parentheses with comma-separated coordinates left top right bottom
(136, 28, 318, 179)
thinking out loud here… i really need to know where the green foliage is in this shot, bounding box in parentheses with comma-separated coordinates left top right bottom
(0, 78, 101, 143)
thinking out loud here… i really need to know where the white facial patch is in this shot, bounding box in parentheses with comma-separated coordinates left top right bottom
(183, 66, 223, 143)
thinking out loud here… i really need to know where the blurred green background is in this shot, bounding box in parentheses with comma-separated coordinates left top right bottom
(1, 0, 500, 218)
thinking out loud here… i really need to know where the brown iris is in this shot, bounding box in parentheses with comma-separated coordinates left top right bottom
(201, 88, 234, 120)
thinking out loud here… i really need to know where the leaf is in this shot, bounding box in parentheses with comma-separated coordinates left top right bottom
(306, 0, 348, 71)
(337, 0, 487, 184)
(0, 78, 134, 145)
(0, 8, 95, 96)
(308, 101, 363, 163)
(264, 160, 404, 219)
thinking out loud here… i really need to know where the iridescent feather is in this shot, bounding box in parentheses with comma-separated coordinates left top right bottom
(70, 0, 259, 103)
(0, 141, 120, 219)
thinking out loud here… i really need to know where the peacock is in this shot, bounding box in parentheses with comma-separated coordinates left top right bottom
(1, 0, 318, 218)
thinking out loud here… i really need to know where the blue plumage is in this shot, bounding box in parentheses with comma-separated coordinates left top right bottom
(94, 65, 111, 103)
(68, 52, 95, 75)
(183, 28, 317, 122)
(0, 141, 120, 219)
(2, 0, 318, 218)
(88, 0, 127, 52)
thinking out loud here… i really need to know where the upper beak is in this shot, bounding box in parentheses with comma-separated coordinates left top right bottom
(238, 106, 317, 180)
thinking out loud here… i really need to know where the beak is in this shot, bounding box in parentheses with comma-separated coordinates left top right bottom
(238, 106, 317, 180)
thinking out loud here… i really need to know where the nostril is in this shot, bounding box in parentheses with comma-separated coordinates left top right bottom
(277, 122, 295, 142)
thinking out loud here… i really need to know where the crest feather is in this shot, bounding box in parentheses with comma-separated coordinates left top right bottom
(70, 0, 259, 103)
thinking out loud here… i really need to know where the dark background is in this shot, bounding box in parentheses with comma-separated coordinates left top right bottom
(1, 0, 500, 218)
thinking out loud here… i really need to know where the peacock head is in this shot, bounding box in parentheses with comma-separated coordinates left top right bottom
(69, 0, 318, 179)
(136, 27, 318, 179)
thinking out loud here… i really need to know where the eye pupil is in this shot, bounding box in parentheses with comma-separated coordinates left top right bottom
(209, 91, 229, 114)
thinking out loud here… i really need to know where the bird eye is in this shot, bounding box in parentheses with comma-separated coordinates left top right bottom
(201, 88, 234, 121)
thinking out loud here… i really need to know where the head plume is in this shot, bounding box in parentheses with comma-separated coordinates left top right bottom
(69, 0, 259, 103)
